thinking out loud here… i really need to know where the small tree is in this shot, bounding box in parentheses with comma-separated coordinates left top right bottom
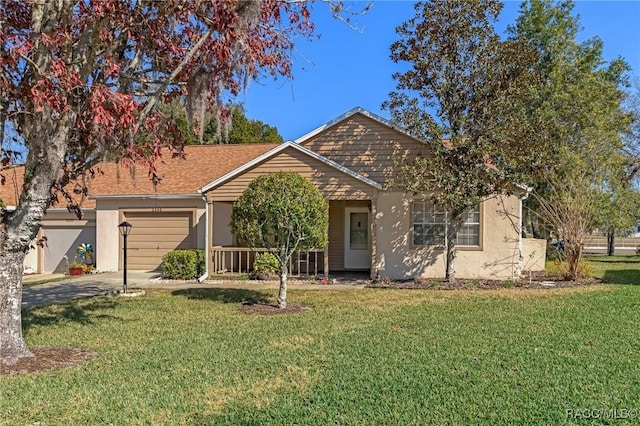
(231, 172, 328, 308)
(384, 0, 538, 281)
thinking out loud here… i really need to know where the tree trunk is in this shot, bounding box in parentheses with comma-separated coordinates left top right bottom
(607, 230, 615, 256)
(0, 108, 72, 365)
(444, 218, 462, 282)
(0, 249, 32, 365)
(277, 269, 288, 309)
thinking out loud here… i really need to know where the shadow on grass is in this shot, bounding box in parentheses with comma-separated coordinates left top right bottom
(602, 270, 640, 285)
(171, 288, 271, 305)
(22, 298, 120, 334)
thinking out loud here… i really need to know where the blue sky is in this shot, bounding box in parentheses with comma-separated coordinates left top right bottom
(240, 0, 640, 141)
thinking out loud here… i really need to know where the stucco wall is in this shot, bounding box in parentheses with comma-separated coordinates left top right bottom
(374, 191, 524, 280)
(522, 238, 547, 272)
(95, 197, 206, 272)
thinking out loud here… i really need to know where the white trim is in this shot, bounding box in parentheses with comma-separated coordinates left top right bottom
(199, 141, 382, 193)
(199, 194, 209, 282)
(293, 106, 426, 146)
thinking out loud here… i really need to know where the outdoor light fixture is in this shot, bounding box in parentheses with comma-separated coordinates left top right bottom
(118, 221, 133, 293)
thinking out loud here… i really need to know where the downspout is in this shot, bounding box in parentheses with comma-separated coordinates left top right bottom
(198, 193, 208, 283)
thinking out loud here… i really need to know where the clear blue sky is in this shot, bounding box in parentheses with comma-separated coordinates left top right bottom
(239, 0, 640, 141)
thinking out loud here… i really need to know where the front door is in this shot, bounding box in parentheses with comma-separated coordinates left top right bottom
(344, 207, 370, 269)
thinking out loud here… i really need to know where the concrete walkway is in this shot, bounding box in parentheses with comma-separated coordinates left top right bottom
(21, 271, 367, 308)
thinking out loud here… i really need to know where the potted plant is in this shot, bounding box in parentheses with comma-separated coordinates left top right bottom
(65, 255, 85, 276)
(251, 252, 279, 280)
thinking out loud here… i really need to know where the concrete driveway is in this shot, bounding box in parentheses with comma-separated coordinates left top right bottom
(21, 271, 366, 308)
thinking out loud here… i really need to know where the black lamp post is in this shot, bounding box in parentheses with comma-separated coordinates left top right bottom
(118, 221, 133, 293)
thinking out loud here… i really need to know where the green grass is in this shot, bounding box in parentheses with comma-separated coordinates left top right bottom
(2, 282, 640, 425)
(584, 254, 640, 285)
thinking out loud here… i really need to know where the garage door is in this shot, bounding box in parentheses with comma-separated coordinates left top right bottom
(123, 211, 196, 271)
(42, 223, 96, 273)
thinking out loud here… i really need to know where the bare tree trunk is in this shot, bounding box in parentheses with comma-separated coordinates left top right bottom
(0, 249, 31, 365)
(277, 268, 288, 309)
(607, 230, 615, 256)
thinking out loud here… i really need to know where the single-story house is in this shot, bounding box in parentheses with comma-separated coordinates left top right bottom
(1, 107, 546, 279)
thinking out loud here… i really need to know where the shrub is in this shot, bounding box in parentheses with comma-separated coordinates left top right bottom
(162, 249, 204, 280)
(251, 252, 280, 279)
(547, 259, 593, 280)
(191, 248, 206, 277)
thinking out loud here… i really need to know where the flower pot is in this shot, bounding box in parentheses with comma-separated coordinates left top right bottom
(68, 267, 84, 276)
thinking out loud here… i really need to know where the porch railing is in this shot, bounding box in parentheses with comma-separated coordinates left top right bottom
(211, 246, 327, 277)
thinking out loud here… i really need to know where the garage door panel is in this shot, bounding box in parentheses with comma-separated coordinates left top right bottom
(128, 240, 194, 250)
(128, 234, 194, 243)
(123, 211, 196, 271)
(127, 219, 191, 229)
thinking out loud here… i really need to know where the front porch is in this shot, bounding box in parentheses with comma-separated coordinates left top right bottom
(210, 247, 327, 277)
(207, 200, 375, 279)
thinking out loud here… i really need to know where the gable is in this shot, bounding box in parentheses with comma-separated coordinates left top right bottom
(205, 145, 376, 201)
(299, 112, 431, 187)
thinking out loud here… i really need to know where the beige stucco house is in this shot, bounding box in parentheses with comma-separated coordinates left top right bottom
(2, 108, 546, 279)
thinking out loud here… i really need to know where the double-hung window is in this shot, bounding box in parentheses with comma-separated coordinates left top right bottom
(412, 201, 480, 247)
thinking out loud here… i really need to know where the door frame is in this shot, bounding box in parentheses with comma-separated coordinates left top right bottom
(344, 207, 371, 270)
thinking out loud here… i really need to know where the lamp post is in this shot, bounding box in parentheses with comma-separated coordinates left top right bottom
(118, 221, 133, 293)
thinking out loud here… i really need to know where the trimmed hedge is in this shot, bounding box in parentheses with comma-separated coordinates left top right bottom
(161, 249, 206, 280)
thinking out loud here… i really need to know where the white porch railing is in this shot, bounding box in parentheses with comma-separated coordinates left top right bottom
(211, 246, 327, 277)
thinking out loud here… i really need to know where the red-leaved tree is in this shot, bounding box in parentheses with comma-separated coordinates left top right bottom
(0, 0, 327, 365)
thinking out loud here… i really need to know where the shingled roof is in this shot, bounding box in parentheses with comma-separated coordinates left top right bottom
(89, 144, 277, 197)
(0, 144, 279, 208)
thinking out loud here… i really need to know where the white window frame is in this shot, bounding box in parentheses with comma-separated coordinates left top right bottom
(412, 201, 481, 248)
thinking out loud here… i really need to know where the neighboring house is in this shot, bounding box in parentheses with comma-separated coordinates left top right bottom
(1, 107, 546, 279)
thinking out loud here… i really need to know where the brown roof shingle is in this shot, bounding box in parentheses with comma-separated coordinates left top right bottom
(1, 165, 97, 209)
(89, 144, 277, 196)
(1, 144, 279, 208)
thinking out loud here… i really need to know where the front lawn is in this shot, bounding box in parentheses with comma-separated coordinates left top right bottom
(584, 254, 640, 285)
(2, 282, 639, 424)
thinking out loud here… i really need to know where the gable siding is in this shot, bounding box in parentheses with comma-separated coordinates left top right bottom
(300, 113, 431, 187)
(207, 147, 374, 201)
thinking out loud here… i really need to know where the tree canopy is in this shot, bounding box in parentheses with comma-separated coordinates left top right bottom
(509, 0, 631, 276)
(383, 0, 538, 281)
(231, 172, 328, 308)
(0, 0, 318, 366)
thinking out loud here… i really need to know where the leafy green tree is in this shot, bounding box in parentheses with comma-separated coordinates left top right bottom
(510, 0, 630, 277)
(203, 106, 284, 144)
(383, 0, 538, 281)
(231, 172, 328, 308)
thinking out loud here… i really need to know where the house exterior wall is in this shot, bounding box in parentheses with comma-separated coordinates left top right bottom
(374, 191, 526, 280)
(300, 113, 430, 187)
(522, 238, 547, 272)
(207, 147, 374, 202)
(95, 197, 206, 271)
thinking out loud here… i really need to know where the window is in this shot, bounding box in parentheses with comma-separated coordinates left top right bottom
(412, 202, 480, 247)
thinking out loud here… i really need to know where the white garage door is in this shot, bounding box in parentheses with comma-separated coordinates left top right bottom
(123, 211, 196, 271)
(42, 224, 96, 273)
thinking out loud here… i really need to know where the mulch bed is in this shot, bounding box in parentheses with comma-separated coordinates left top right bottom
(239, 303, 312, 316)
(0, 347, 97, 376)
(366, 271, 602, 290)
